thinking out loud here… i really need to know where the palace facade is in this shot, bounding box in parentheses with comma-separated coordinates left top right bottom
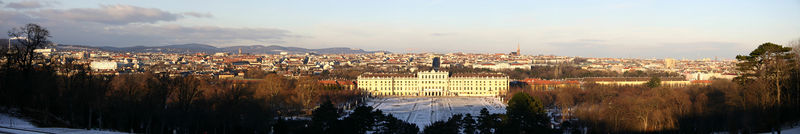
(357, 70, 509, 97)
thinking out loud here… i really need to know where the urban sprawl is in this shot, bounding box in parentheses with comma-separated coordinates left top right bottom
(32, 46, 737, 96)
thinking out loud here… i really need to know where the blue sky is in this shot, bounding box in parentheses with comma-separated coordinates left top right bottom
(2, 0, 799, 59)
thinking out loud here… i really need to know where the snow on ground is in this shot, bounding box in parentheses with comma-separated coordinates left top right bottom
(758, 123, 800, 134)
(366, 97, 507, 128)
(1, 113, 125, 134)
(776, 127, 800, 134)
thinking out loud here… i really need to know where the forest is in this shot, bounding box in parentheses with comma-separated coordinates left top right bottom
(503, 42, 800, 133)
(0, 63, 372, 133)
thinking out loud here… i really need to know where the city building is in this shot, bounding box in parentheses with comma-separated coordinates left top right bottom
(319, 80, 357, 90)
(89, 61, 117, 71)
(664, 58, 676, 69)
(357, 70, 509, 96)
(472, 62, 530, 70)
(522, 78, 581, 91)
(583, 77, 691, 87)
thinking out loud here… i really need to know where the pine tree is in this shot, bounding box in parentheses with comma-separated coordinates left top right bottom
(311, 100, 340, 132)
(505, 92, 551, 133)
(477, 108, 494, 134)
(463, 113, 477, 134)
(646, 76, 661, 88)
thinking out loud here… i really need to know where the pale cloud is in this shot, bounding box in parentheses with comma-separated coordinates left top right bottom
(0, 5, 294, 47)
(30, 5, 200, 25)
(430, 33, 455, 37)
(576, 39, 605, 42)
(4, 1, 56, 9)
(546, 40, 745, 59)
(100, 24, 293, 45)
(183, 12, 213, 18)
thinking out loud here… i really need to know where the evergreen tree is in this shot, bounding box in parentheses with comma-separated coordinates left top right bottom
(341, 105, 377, 134)
(735, 42, 796, 104)
(477, 108, 496, 134)
(505, 92, 551, 133)
(463, 113, 477, 134)
(311, 100, 340, 133)
(423, 120, 459, 134)
(646, 76, 661, 88)
(273, 118, 288, 134)
(449, 114, 464, 132)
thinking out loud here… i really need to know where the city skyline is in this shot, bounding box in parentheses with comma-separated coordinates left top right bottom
(1, 0, 799, 59)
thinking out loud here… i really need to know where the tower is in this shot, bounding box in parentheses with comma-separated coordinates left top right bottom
(516, 42, 520, 56)
(432, 57, 441, 71)
(238, 48, 242, 55)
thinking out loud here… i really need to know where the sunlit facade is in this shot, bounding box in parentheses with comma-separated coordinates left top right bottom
(357, 70, 508, 97)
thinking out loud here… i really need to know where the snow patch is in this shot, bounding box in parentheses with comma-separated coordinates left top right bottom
(1, 113, 125, 134)
(366, 97, 507, 129)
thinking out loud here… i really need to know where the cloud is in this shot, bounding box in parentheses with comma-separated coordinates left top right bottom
(99, 24, 294, 44)
(546, 40, 743, 59)
(37, 23, 297, 46)
(183, 12, 213, 18)
(577, 39, 605, 42)
(0, 6, 294, 47)
(430, 33, 455, 36)
(30, 5, 202, 25)
(5, 1, 51, 9)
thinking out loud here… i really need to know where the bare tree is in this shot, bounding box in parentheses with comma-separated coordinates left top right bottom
(7, 23, 51, 71)
(791, 38, 800, 105)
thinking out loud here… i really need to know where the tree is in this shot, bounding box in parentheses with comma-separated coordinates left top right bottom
(7, 23, 51, 71)
(556, 87, 580, 122)
(374, 113, 419, 134)
(462, 114, 477, 134)
(422, 114, 461, 134)
(244, 68, 268, 79)
(646, 76, 661, 88)
(341, 105, 376, 133)
(505, 92, 551, 133)
(169, 76, 205, 111)
(789, 39, 800, 107)
(311, 100, 340, 132)
(423, 121, 455, 134)
(477, 108, 496, 134)
(735, 42, 795, 105)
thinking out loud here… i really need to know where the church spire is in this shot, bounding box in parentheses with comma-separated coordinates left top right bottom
(516, 42, 520, 56)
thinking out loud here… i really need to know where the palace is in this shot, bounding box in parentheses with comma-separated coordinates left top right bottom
(357, 70, 509, 97)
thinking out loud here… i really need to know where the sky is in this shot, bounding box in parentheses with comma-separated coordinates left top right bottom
(1, 0, 798, 59)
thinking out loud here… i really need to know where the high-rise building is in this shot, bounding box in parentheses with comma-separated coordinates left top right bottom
(432, 57, 441, 71)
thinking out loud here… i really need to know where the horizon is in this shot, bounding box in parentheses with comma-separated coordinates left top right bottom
(1, 0, 799, 59)
(51, 43, 736, 60)
(0, 38, 773, 60)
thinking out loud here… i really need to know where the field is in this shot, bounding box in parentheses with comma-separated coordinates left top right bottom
(366, 97, 507, 128)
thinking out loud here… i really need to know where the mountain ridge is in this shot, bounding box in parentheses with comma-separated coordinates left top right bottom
(55, 43, 387, 54)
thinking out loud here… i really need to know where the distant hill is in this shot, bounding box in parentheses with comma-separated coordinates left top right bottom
(54, 43, 387, 54)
